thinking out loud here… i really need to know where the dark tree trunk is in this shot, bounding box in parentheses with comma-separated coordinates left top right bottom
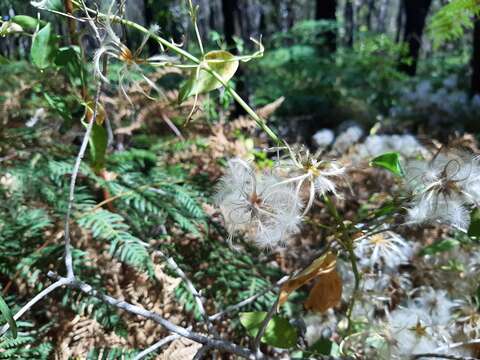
(315, 0, 337, 51)
(471, 17, 480, 95)
(280, 0, 295, 33)
(399, 0, 432, 76)
(344, 0, 354, 47)
(222, 0, 236, 48)
(395, 0, 404, 42)
(366, 0, 375, 31)
(221, 0, 248, 116)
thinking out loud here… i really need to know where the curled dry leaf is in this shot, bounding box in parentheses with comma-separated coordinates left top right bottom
(278, 252, 337, 309)
(85, 100, 106, 125)
(304, 269, 342, 313)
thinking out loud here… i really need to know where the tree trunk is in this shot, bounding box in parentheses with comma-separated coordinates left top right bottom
(366, 0, 375, 31)
(377, 0, 390, 33)
(315, 0, 337, 51)
(222, 0, 236, 48)
(471, 17, 480, 95)
(395, 0, 404, 42)
(399, 0, 432, 76)
(221, 0, 248, 116)
(344, 0, 354, 47)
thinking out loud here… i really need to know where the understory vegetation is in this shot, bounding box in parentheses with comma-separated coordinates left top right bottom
(1, 0, 480, 359)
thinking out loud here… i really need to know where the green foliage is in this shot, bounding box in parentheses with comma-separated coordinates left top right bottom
(78, 209, 153, 273)
(10, 15, 44, 31)
(370, 152, 404, 176)
(468, 208, 480, 238)
(419, 238, 460, 256)
(0, 127, 210, 350)
(89, 122, 108, 172)
(307, 338, 341, 356)
(250, 21, 406, 131)
(239, 311, 298, 349)
(86, 347, 147, 360)
(0, 296, 16, 339)
(31, 23, 57, 69)
(179, 50, 239, 102)
(429, 0, 480, 47)
(0, 317, 53, 359)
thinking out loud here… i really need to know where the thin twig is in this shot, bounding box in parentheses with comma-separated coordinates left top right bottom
(133, 334, 180, 360)
(155, 249, 215, 333)
(434, 339, 480, 353)
(70, 1, 280, 144)
(209, 276, 289, 322)
(0, 153, 16, 163)
(253, 297, 279, 357)
(412, 354, 479, 360)
(0, 278, 68, 336)
(63, 82, 102, 280)
(193, 345, 211, 360)
(47, 272, 256, 359)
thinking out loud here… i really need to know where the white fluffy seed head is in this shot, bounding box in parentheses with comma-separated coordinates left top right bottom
(215, 158, 302, 248)
(355, 231, 413, 271)
(404, 150, 480, 231)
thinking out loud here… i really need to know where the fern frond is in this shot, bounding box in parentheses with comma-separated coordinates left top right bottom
(77, 209, 152, 272)
(429, 0, 480, 47)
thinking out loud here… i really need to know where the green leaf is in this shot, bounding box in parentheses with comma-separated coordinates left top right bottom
(370, 152, 404, 176)
(308, 339, 340, 356)
(468, 208, 480, 238)
(54, 46, 84, 86)
(31, 23, 56, 69)
(11, 15, 44, 32)
(239, 311, 297, 349)
(179, 50, 239, 102)
(0, 294, 17, 338)
(419, 238, 460, 256)
(89, 122, 108, 172)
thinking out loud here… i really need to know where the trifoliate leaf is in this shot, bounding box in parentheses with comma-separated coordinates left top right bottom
(370, 152, 404, 176)
(239, 311, 297, 349)
(178, 50, 239, 102)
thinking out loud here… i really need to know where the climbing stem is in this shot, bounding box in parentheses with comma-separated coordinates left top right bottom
(71, 1, 280, 144)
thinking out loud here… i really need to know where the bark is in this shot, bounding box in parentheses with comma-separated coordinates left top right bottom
(64, 0, 79, 46)
(221, 0, 248, 116)
(471, 17, 480, 95)
(315, 0, 337, 51)
(222, 0, 236, 48)
(344, 0, 354, 47)
(366, 0, 375, 31)
(377, 0, 390, 33)
(399, 0, 432, 76)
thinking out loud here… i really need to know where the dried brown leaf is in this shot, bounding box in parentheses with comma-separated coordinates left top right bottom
(278, 252, 336, 309)
(304, 269, 342, 313)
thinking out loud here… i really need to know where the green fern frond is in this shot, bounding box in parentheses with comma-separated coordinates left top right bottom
(87, 347, 148, 360)
(429, 0, 480, 47)
(77, 209, 152, 272)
